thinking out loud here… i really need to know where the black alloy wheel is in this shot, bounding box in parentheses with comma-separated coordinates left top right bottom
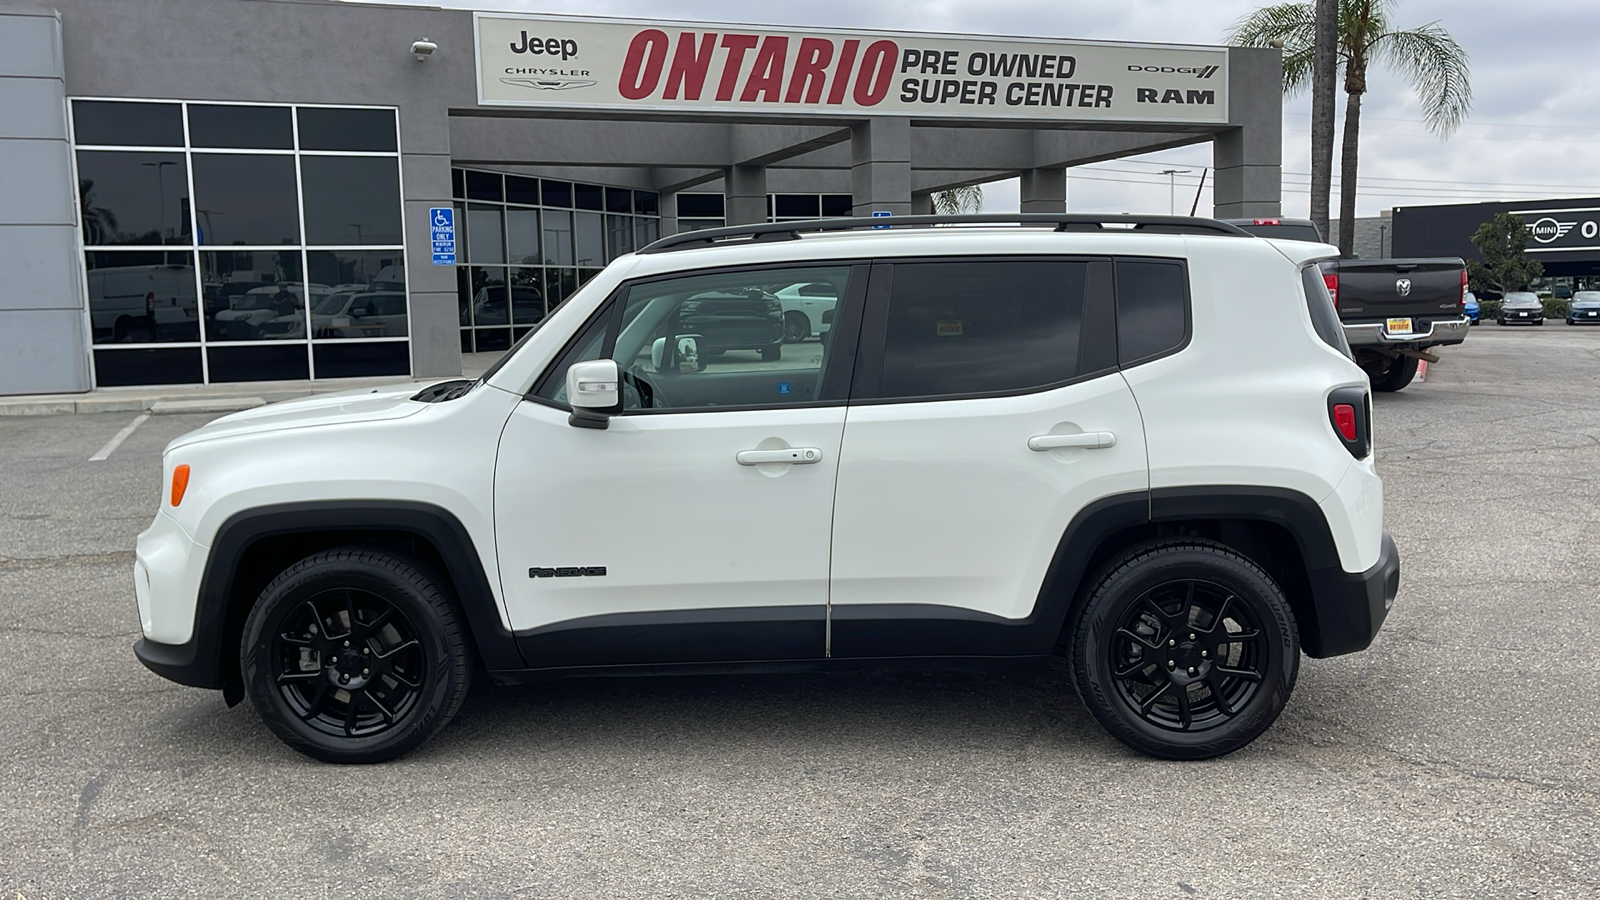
(783, 311, 810, 343)
(1071, 541, 1298, 760)
(270, 589, 425, 739)
(242, 548, 471, 764)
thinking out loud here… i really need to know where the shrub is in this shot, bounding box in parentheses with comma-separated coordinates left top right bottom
(1479, 299, 1501, 320)
(1543, 297, 1570, 318)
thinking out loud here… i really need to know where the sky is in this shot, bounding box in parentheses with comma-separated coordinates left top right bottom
(361, 0, 1600, 218)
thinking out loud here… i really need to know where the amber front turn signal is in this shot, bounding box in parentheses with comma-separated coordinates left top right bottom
(170, 464, 191, 507)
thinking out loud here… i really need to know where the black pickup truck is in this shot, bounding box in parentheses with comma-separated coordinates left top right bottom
(1224, 218, 1470, 391)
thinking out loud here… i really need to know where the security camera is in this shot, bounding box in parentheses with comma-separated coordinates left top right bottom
(411, 39, 438, 61)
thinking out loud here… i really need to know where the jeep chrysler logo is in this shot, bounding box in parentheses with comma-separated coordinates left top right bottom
(1128, 64, 1220, 79)
(1395, 278, 1412, 297)
(1530, 217, 1576, 244)
(509, 32, 579, 59)
(501, 77, 598, 91)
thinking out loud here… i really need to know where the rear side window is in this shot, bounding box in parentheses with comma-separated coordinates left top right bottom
(1301, 265, 1352, 358)
(877, 260, 1097, 399)
(1115, 260, 1188, 364)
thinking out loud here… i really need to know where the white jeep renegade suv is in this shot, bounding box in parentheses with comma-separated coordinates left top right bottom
(133, 214, 1399, 764)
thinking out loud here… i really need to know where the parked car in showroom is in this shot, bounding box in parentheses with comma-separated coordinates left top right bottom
(1498, 292, 1544, 325)
(1566, 291, 1600, 324)
(1463, 291, 1479, 325)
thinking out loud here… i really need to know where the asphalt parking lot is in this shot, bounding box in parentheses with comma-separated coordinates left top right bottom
(3, 325, 1600, 899)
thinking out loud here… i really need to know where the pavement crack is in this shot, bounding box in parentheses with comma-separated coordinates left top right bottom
(0, 550, 135, 571)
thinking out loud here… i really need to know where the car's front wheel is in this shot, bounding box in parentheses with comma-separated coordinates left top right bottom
(241, 548, 472, 764)
(1069, 541, 1299, 760)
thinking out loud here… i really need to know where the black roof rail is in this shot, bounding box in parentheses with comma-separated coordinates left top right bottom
(636, 213, 1253, 254)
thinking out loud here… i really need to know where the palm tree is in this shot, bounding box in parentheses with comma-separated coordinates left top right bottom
(932, 185, 983, 216)
(1229, 0, 1471, 257)
(79, 179, 119, 245)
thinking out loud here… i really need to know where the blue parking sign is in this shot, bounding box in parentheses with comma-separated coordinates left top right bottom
(430, 207, 456, 265)
(872, 210, 891, 229)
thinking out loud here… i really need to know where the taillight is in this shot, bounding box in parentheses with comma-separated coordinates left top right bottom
(145, 291, 156, 317)
(1253, 218, 1282, 226)
(1323, 273, 1339, 308)
(1333, 404, 1357, 441)
(1328, 387, 1370, 458)
(1460, 269, 1469, 307)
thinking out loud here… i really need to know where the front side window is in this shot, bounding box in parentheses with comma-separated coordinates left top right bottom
(535, 266, 855, 411)
(876, 260, 1102, 399)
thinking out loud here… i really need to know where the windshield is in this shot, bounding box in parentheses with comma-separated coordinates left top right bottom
(1504, 293, 1540, 306)
(1571, 292, 1600, 304)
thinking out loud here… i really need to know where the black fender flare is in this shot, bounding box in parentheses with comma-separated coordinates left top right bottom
(134, 501, 524, 698)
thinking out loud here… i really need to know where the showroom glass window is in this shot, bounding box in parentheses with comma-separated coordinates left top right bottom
(72, 100, 409, 386)
(451, 167, 662, 354)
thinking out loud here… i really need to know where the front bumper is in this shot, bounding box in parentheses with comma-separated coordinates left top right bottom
(1344, 317, 1470, 347)
(1304, 530, 1400, 658)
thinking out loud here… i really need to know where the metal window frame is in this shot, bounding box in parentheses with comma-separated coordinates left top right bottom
(69, 97, 410, 385)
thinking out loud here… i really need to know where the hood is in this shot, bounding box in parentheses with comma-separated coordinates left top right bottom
(165, 381, 436, 452)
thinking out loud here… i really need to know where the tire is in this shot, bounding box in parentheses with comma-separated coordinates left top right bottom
(782, 311, 810, 343)
(1069, 541, 1299, 760)
(240, 548, 472, 764)
(1535, 319, 1544, 326)
(1367, 355, 1418, 392)
(760, 344, 782, 362)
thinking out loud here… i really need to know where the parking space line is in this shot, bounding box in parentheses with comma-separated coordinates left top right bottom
(89, 412, 150, 461)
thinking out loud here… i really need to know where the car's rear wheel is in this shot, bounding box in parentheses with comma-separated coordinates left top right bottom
(1367, 355, 1418, 392)
(241, 548, 471, 764)
(783, 311, 810, 343)
(1070, 541, 1299, 760)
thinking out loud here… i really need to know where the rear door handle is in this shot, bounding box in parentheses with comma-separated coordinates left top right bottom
(737, 447, 823, 465)
(1028, 432, 1116, 451)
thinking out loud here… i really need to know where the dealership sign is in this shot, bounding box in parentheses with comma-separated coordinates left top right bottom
(1513, 207, 1600, 253)
(474, 13, 1229, 124)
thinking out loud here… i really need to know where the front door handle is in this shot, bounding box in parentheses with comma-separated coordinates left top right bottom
(736, 447, 824, 466)
(1028, 432, 1117, 451)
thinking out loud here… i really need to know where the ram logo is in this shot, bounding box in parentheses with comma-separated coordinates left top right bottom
(1395, 278, 1412, 297)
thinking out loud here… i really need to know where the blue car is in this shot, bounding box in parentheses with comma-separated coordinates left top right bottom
(1464, 291, 1480, 325)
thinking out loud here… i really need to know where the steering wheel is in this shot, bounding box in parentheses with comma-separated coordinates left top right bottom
(623, 366, 669, 410)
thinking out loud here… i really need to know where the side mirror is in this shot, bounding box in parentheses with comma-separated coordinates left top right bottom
(650, 334, 704, 373)
(566, 358, 620, 429)
(350, 307, 368, 318)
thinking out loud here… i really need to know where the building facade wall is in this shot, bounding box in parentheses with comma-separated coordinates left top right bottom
(5, 0, 1282, 395)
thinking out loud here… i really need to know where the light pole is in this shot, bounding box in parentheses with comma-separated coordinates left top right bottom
(1159, 169, 1191, 216)
(141, 161, 178, 240)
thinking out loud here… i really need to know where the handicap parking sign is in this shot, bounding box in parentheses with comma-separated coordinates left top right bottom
(430, 207, 456, 265)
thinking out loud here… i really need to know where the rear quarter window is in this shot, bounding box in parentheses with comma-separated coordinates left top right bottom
(1301, 265, 1352, 358)
(1115, 259, 1189, 365)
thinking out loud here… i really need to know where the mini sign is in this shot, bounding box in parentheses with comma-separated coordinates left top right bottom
(872, 210, 891, 229)
(430, 207, 457, 266)
(475, 13, 1229, 125)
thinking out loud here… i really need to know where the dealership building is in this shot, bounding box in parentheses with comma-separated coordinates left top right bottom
(1394, 198, 1600, 289)
(0, 0, 1284, 395)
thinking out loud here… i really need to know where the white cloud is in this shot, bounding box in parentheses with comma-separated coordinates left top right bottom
(355, 0, 1600, 217)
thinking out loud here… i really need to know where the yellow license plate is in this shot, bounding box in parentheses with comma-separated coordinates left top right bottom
(1386, 317, 1413, 335)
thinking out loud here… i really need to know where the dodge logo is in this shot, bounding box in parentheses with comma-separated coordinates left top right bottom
(1395, 278, 1412, 297)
